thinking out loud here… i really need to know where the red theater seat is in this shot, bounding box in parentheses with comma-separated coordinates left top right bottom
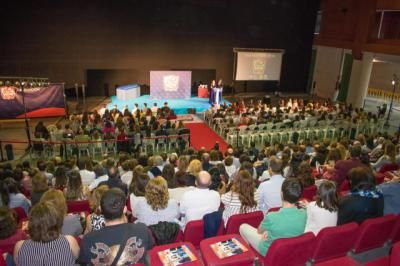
(149, 242, 202, 266)
(352, 215, 397, 254)
(364, 241, 400, 266)
(67, 200, 90, 213)
(313, 256, 360, 266)
(183, 220, 204, 248)
(200, 234, 255, 266)
(261, 232, 316, 266)
(225, 211, 263, 235)
(12, 207, 28, 223)
(391, 215, 400, 244)
(311, 222, 358, 264)
(302, 185, 317, 201)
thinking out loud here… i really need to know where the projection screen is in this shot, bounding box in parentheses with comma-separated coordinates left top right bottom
(234, 49, 284, 81)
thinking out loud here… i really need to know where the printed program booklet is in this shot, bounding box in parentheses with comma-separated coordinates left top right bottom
(210, 237, 248, 259)
(158, 244, 197, 266)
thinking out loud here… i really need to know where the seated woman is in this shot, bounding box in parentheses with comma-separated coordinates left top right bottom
(85, 185, 109, 234)
(135, 176, 179, 226)
(40, 189, 83, 236)
(168, 171, 196, 204)
(64, 170, 90, 201)
(14, 201, 80, 265)
(31, 173, 49, 206)
(371, 141, 397, 172)
(338, 167, 384, 225)
(304, 180, 338, 235)
(185, 159, 202, 186)
(221, 170, 259, 227)
(239, 178, 306, 256)
(129, 170, 149, 217)
(0, 207, 28, 255)
(0, 178, 31, 215)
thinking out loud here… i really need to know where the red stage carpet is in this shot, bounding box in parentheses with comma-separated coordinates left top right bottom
(185, 122, 228, 153)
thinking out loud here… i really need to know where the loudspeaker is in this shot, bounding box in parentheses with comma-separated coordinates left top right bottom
(263, 95, 271, 105)
(188, 108, 196, 114)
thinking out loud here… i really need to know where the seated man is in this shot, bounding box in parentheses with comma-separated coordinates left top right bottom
(180, 171, 220, 227)
(239, 178, 307, 256)
(79, 188, 154, 265)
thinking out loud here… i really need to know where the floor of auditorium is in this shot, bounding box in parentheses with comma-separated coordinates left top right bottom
(1, 92, 399, 162)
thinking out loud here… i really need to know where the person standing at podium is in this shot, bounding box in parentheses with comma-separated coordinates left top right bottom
(209, 80, 216, 104)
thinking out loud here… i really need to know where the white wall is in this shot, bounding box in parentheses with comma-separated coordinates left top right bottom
(347, 52, 373, 108)
(313, 45, 345, 99)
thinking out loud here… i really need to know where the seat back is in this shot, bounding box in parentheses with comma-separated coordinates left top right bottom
(379, 163, 399, 174)
(353, 215, 397, 254)
(12, 207, 28, 223)
(225, 211, 264, 235)
(391, 242, 400, 266)
(67, 200, 90, 213)
(302, 185, 317, 201)
(390, 215, 400, 244)
(263, 232, 315, 266)
(311, 222, 358, 263)
(183, 220, 204, 248)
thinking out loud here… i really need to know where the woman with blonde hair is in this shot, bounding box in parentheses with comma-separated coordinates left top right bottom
(135, 176, 179, 225)
(221, 170, 259, 227)
(64, 170, 90, 201)
(185, 159, 202, 186)
(40, 189, 83, 236)
(85, 185, 109, 233)
(177, 155, 189, 172)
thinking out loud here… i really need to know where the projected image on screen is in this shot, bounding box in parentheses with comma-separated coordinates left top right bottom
(235, 51, 283, 81)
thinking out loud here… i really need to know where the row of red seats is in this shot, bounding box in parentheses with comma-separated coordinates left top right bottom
(148, 214, 400, 266)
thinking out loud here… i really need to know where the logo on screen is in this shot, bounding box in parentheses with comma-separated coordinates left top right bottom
(252, 59, 266, 76)
(163, 75, 179, 92)
(0, 86, 17, 100)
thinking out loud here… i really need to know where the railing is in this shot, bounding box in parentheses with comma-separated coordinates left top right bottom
(0, 134, 190, 161)
(367, 87, 400, 103)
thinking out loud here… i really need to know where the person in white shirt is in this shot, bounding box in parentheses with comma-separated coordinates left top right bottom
(147, 156, 164, 179)
(129, 172, 150, 217)
(168, 171, 195, 204)
(78, 158, 96, 186)
(98, 104, 107, 117)
(226, 148, 241, 169)
(304, 180, 338, 235)
(224, 156, 237, 181)
(257, 156, 285, 213)
(135, 176, 179, 226)
(180, 171, 220, 227)
(88, 165, 109, 191)
(120, 161, 133, 186)
(151, 103, 159, 116)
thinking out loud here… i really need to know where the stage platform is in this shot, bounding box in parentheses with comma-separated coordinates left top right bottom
(107, 95, 230, 115)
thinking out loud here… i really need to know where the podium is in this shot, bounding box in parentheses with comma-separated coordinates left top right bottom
(116, 84, 140, 101)
(198, 85, 209, 98)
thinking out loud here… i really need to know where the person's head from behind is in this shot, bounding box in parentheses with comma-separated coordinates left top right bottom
(90, 185, 109, 214)
(281, 178, 303, 204)
(40, 189, 67, 218)
(349, 167, 376, 191)
(65, 170, 83, 200)
(130, 173, 149, 196)
(32, 173, 49, 193)
(233, 170, 256, 213)
(349, 145, 361, 159)
(316, 180, 338, 212)
(268, 156, 282, 175)
(37, 160, 46, 172)
(187, 159, 202, 176)
(196, 171, 212, 189)
(108, 167, 119, 180)
(101, 188, 126, 221)
(162, 163, 176, 189)
(29, 202, 63, 242)
(0, 207, 17, 239)
(145, 176, 169, 211)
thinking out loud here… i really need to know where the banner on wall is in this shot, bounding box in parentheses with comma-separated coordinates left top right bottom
(0, 84, 65, 119)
